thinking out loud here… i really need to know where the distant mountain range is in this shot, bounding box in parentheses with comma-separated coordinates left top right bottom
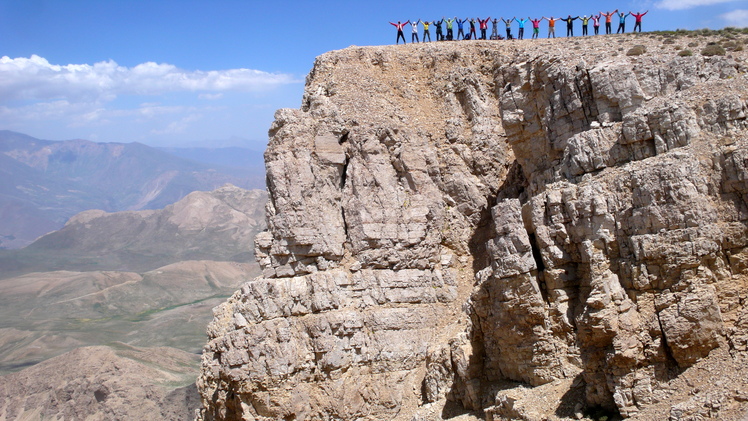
(0, 184, 267, 277)
(157, 145, 265, 170)
(0, 184, 267, 373)
(0, 130, 266, 249)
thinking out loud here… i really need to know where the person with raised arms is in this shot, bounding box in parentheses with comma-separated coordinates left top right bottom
(630, 10, 648, 32)
(581, 15, 590, 36)
(530, 17, 542, 39)
(501, 17, 515, 39)
(411, 19, 420, 42)
(515, 17, 529, 40)
(468, 18, 477, 40)
(591, 13, 601, 35)
(434, 18, 444, 41)
(456, 17, 467, 40)
(616, 11, 630, 34)
(562, 15, 579, 37)
(420, 19, 432, 42)
(444, 17, 455, 40)
(543, 16, 559, 38)
(479, 17, 491, 40)
(600, 10, 617, 34)
(390, 20, 410, 44)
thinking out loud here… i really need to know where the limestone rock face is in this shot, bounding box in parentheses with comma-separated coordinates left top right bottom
(198, 36, 748, 420)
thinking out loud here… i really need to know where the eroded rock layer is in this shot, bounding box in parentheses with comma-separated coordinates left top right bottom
(198, 35, 748, 420)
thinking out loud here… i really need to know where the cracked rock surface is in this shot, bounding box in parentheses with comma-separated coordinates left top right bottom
(197, 34, 748, 420)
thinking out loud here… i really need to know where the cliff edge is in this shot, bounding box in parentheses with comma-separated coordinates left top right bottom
(197, 33, 748, 420)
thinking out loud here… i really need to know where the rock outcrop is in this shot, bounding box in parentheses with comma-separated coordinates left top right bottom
(198, 33, 748, 420)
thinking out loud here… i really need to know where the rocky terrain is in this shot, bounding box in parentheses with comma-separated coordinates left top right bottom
(197, 31, 748, 420)
(0, 344, 201, 420)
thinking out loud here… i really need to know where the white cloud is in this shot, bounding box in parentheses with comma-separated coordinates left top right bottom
(655, 0, 740, 10)
(199, 93, 224, 100)
(0, 100, 88, 121)
(0, 99, 187, 124)
(150, 113, 203, 135)
(0, 55, 298, 103)
(134, 103, 191, 119)
(721, 9, 748, 26)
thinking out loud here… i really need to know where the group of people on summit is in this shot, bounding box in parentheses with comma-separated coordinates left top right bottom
(389, 9, 648, 44)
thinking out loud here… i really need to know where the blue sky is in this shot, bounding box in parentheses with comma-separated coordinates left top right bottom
(1, 0, 747, 148)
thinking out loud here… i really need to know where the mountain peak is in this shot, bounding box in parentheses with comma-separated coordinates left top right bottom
(0, 132, 266, 249)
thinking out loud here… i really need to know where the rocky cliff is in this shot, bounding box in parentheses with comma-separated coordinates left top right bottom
(197, 33, 748, 420)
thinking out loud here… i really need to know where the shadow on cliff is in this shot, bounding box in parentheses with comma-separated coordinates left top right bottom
(553, 373, 623, 420)
(436, 161, 532, 418)
(468, 161, 526, 275)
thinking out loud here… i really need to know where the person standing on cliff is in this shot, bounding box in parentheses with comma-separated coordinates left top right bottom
(434, 18, 444, 41)
(421, 20, 432, 41)
(515, 17, 529, 40)
(501, 17, 514, 39)
(600, 10, 617, 34)
(581, 15, 590, 36)
(491, 18, 499, 39)
(479, 17, 491, 40)
(468, 18, 477, 40)
(563, 15, 578, 37)
(411, 20, 420, 42)
(456, 17, 467, 40)
(445, 17, 455, 40)
(591, 13, 601, 35)
(616, 11, 630, 33)
(390, 20, 409, 44)
(530, 17, 542, 39)
(630, 10, 648, 32)
(543, 16, 558, 38)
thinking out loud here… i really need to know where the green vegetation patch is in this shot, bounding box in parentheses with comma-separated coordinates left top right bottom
(626, 45, 647, 56)
(701, 43, 726, 56)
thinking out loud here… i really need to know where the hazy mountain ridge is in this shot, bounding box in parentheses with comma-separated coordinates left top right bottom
(0, 130, 266, 249)
(0, 184, 267, 278)
(157, 146, 266, 171)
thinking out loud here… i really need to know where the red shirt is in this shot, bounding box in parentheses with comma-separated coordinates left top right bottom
(390, 21, 409, 30)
